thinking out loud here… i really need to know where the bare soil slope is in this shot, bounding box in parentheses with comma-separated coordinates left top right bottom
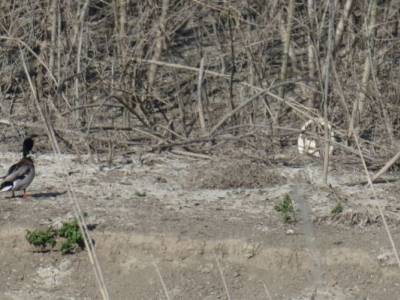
(0, 150, 400, 300)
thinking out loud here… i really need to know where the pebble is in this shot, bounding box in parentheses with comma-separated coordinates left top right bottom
(286, 229, 295, 235)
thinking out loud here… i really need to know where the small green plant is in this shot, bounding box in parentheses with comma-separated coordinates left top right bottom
(274, 194, 296, 223)
(26, 220, 86, 254)
(331, 202, 343, 215)
(135, 190, 146, 197)
(25, 228, 57, 250)
(59, 220, 85, 254)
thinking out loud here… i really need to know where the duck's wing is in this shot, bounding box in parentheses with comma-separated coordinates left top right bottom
(0, 162, 17, 179)
(1, 159, 34, 192)
(2, 159, 33, 183)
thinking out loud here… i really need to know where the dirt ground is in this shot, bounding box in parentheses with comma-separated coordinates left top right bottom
(1, 146, 400, 300)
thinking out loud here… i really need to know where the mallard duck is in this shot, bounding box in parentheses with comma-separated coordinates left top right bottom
(1, 137, 36, 198)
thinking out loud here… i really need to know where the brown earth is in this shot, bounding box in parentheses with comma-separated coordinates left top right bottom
(0, 149, 400, 300)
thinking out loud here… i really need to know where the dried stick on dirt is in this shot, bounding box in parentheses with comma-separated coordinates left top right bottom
(215, 256, 231, 300)
(371, 150, 400, 182)
(262, 281, 273, 300)
(353, 133, 400, 268)
(170, 149, 212, 159)
(153, 261, 171, 300)
(322, 0, 335, 184)
(19, 49, 110, 300)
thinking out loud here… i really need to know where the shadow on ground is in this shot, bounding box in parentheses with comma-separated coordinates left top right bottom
(30, 191, 67, 199)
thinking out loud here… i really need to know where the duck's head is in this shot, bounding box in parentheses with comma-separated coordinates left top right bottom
(22, 135, 38, 157)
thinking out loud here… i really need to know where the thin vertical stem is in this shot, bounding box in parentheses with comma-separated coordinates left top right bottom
(349, 0, 377, 137)
(73, 0, 90, 122)
(278, 0, 295, 99)
(197, 56, 207, 135)
(227, 5, 237, 124)
(147, 0, 169, 98)
(322, 0, 335, 184)
(49, 0, 58, 74)
(307, 0, 316, 108)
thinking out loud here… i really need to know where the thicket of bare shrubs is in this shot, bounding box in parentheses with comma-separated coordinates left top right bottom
(0, 0, 399, 159)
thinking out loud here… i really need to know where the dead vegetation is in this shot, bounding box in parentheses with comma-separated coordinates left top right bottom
(0, 1, 399, 164)
(190, 158, 287, 189)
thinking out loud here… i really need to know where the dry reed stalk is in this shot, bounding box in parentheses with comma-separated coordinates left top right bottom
(278, 0, 295, 100)
(64, 0, 90, 68)
(147, 0, 169, 98)
(118, 0, 128, 64)
(273, 0, 295, 150)
(197, 56, 207, 135)
(48, 0, 58, 73)
(349, 0, 377, 137)
(177, 92, 188, 138)
(226, 4, 237, 124)
(334, 0, 354, 51)
(306, 0, 316, 109)
(322, 0, 335, 184)
(366, 24, 395, 146)
(353, 133, 400, 268)
(19, 49, 110, 300)
(332, 64, 351, 127)
(376, 96, 395, 146)
(74, 0, 90, 122)
(56, 0, 61, 82)
(75, 23, 85, 121)
(117, 0, 130, 127)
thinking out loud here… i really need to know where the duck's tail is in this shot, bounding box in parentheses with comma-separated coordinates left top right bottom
(0, 181, 13, 192)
